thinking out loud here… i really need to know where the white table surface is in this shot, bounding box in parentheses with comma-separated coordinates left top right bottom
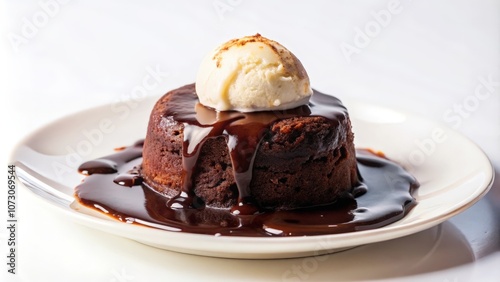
(1, 0, 499, 281)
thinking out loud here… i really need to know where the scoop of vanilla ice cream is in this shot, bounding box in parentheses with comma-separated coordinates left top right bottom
(195, 34, 312, 112)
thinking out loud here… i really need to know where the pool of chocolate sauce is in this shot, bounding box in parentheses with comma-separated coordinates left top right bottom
(76, 87, 418, 236)
(76, 141, 418, 237)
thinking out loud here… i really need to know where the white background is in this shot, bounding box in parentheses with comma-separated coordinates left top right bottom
(1, 0, 499, 281)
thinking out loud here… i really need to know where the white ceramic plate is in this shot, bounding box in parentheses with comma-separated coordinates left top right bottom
(11, 96, 494, 259)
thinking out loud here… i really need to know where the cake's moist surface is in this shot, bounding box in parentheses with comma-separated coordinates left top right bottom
(141, 84, 358, 212)
(75, 143, 418, 237)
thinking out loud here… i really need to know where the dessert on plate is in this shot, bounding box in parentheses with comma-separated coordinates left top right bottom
(75, 34, 418, 237)
(141, 34, 358, 212)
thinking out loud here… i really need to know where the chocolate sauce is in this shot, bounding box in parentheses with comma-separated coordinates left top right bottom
(76, 142, 418, 237)
(159, 86, 349, 213)
(75, 88, 418, 236)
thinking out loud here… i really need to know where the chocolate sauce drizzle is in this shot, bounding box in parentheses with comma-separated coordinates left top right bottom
(159, 86, 349, 214)
(76, 144, 417, 236)
(75, 89, 418, 237)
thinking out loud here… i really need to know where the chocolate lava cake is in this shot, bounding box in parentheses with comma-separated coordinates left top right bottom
(141, 83, 358, 211)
